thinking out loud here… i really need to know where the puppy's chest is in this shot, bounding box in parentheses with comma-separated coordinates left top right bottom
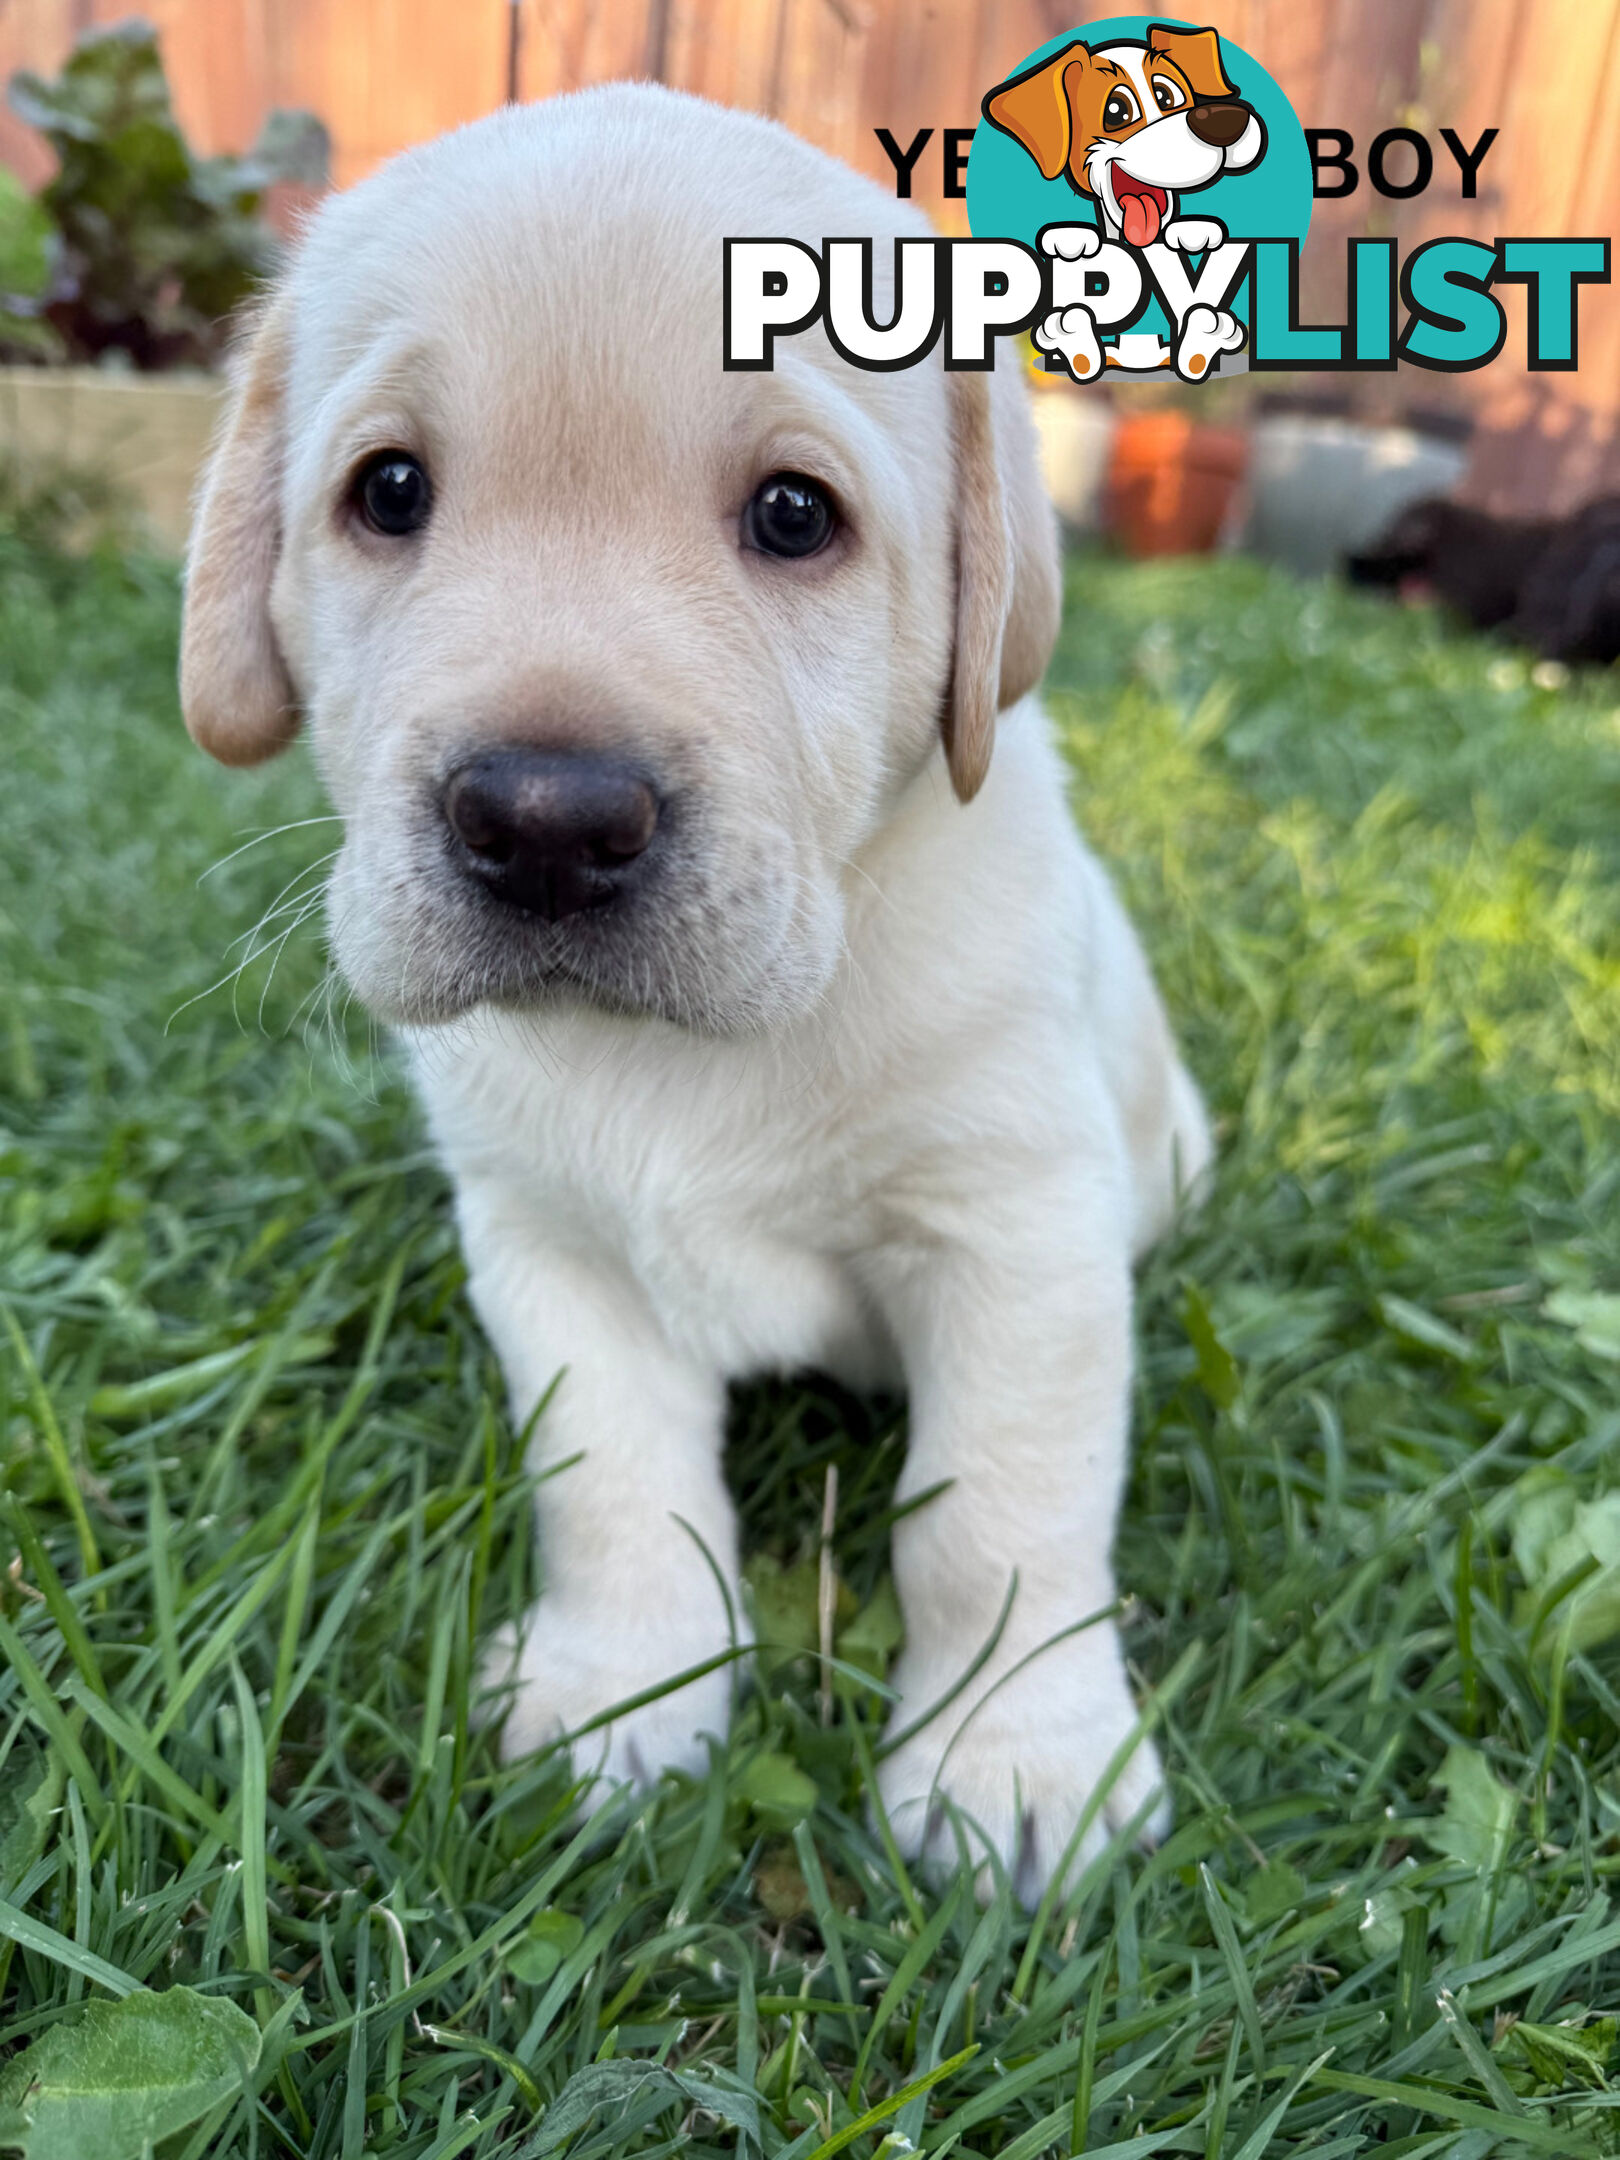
(625, 1195, 882, 1381)
(428, 1035, 889, 1381)
(569, 1139, 883, 1382)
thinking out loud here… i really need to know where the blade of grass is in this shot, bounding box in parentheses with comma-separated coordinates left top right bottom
(0, 1894, 139, 1996)
(2, 1307, 100, 1589)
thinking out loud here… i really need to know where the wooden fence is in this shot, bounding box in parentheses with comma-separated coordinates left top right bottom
(0, 0, 1617, 512)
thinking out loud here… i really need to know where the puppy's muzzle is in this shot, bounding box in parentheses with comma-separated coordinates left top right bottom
(1187, 100, 1253, 149)
(443, 748, 661, 922)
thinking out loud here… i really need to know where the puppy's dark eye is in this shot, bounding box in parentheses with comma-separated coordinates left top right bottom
(1151, 76, 1185, 113)
(1103, 89, 1139, 130)
(743, 472, 836, 560)
(356, 452, 432, 536)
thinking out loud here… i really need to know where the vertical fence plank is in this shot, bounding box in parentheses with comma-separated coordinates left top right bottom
(1462, 0, 1620, 509)
(0, 0, 80, 185)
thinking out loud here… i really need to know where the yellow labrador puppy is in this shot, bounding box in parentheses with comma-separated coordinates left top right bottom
(181, 84, 1210, 1902)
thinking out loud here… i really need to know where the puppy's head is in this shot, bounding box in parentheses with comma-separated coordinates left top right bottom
(983, 25, 1264, 244)
(182, 87, 1059, 1035)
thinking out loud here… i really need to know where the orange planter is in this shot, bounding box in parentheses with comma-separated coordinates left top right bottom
(1104, 413, 1249, 558)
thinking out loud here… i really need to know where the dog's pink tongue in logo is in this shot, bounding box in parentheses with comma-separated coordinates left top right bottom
(1114, 174, 1167, 248)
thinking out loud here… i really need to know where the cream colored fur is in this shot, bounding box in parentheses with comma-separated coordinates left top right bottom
(181, 82, 1212, 1904)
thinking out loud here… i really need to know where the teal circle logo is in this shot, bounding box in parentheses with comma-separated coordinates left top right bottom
(967, 17, 1312, 380)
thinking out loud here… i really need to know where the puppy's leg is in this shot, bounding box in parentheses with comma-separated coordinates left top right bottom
(461, 1190, 738, 1787)
(1078, 850, 1213, 1256)
(869, 1161, 1167, 1904)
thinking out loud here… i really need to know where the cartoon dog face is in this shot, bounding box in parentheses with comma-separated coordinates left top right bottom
(983, 23, 1265, 247)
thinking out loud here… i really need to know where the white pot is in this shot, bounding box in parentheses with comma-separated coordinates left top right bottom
(1239, 413, 1468, 576)
(1031, 390, 1116, 532)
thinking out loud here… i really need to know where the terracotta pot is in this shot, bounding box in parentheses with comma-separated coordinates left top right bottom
(1104, 413, 1249, 558)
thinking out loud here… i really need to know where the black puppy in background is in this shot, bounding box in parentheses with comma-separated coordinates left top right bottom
(1348, 494, 1620, 665)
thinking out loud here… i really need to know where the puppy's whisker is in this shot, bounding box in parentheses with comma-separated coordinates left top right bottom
(237, 903, 323, 1023)
(199, 816, 344, 884)
(843, 857, 901, 922)
(217, 849, 340, 963)
(164, 900, 319, 1035)
(222, 874, 339, 959)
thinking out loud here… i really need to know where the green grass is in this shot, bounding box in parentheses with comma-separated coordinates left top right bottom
(3, 496, 1620, 2158)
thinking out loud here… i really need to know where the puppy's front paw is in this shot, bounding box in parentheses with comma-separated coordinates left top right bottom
(481, 1606, 733, 1788)
(877, 1646, 1167, 1906)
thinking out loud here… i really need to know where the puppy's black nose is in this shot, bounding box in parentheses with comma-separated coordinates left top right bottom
(443, 749, 660, 922)
(1187, 100, 1251, 148)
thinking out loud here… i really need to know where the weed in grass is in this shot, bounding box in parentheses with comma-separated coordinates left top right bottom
(2, 515, 1620, 2154)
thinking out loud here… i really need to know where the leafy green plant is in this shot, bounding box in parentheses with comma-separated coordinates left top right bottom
(0, 1988, 262, 2159)
(4, 19, 326, 369)
(0, 167, 59, 361)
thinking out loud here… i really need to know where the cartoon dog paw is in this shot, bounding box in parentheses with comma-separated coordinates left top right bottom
(1040, 223, 1102, 261)
(1162, 216, 1227, 254)
(1175, 302, 1245, 382)
(1035, 304, 1103, 384)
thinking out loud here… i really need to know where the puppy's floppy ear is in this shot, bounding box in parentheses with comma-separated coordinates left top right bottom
(180, 295, 299, 766)
(1146, 24, 1236, 102)
(982, 44, 1092, 183)
(943, 358, 1062, 803)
